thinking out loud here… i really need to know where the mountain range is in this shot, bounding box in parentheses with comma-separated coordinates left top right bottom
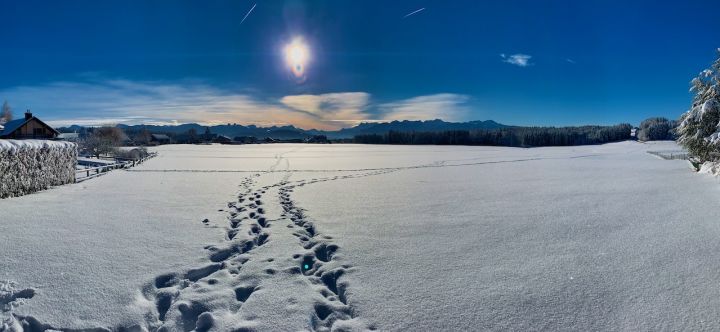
(58, 119, 507, 140)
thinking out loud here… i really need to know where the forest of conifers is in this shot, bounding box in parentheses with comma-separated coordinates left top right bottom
(352, 124, 633, 147)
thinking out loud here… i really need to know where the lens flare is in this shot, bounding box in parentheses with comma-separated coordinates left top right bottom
(284, 38, 310, 81)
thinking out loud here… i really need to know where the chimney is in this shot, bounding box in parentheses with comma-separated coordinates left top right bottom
(25, 110, 32, 120)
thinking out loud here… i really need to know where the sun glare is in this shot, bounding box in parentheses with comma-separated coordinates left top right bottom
(284, 38, 310, 79)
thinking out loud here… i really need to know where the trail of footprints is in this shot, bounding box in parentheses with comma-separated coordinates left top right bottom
(138, 167, 399, 331)
(141, 173, 265, 331)
(278, 182, 352, 329)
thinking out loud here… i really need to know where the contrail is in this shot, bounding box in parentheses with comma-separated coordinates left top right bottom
(240, 3, 257, 24)
(403, 7, 425, 18)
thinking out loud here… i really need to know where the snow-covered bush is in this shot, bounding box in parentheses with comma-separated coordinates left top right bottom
(0, 140, 77, 198)
(677, 50, 720, 162)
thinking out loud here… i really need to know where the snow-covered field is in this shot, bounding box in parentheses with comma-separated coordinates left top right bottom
(3, 141, 720, 331)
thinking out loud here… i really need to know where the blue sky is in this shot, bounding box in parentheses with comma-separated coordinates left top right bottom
(1, 0, 719, 130)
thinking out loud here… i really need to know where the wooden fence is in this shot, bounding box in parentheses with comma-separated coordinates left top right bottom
(75, 153, 157, 182)
(647, 150, 689, 160)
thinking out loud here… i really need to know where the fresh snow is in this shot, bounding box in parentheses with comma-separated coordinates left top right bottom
(77, 157, 119, 165)
(3, 141, 720, 330)
(699, 160, 720, 176)
(0, 140, 75, 153)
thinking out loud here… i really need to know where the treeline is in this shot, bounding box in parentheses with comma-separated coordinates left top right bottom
(352, 124, 632, 147)
(637, 117, 677, 141)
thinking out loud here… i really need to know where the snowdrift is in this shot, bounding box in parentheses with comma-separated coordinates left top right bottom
(0, 140, 77, 198)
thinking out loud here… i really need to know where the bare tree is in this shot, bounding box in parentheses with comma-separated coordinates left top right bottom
(133, 128, 152, 145)
(82, 127, 125, 158)
(0, 101, 12, 124)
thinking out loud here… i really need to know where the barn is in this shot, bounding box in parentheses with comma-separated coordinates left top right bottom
(0, 111, 59, 139)
(150, 134, 172, 145)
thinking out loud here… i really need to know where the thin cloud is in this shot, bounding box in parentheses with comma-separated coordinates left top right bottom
(566, 58, 576, 64)
(280, 92, 371, 127)
(500, 53, 532, 67)
(240, 3, 256, 24)
(379, 93, 471, 122)
(44, 117, 157, 127)
(403, 7, 425, 19)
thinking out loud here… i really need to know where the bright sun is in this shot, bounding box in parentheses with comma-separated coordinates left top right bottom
(284, 38, 309, 78)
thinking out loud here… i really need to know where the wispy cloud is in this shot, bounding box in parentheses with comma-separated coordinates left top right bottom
(0, 79, 472, 130)
(403, 7, 425, 19)
(280, 93, 371, 127)
(379, 93, 470, 122)
(565, 58, 576, 64)
(500, 53, 532, 67)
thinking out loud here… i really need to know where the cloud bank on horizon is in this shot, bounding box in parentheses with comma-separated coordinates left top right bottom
(0, 79, 471, 130)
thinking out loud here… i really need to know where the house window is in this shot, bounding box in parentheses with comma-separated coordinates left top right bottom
(33, 128, 44, 136)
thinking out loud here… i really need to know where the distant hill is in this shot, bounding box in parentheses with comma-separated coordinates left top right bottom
(116, 123, 312, 140)
(57, 119, 507, 140)
(324, 119, 506, 138)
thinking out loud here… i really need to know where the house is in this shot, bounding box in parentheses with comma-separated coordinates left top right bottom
(0, 111, 59, 139)
(150, 134, 172, 145)
(213, 135, 232, 144)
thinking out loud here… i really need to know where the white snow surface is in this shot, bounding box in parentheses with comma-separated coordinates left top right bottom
(0, 139, 75, 152)
(699, 161, 720, 176)
(3, 141, 720, 330)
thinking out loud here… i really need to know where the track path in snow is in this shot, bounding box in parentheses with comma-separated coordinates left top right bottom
(134, 148, 409, 331)
(125, 153, 598, 174)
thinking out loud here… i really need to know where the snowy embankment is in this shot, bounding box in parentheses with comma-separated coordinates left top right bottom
(0, 140, 76, 199)
(4, 141, 720, 331)
(698, 161, 720, 176)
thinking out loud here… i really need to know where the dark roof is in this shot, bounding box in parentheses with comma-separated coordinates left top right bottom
(0, 116, 59, 137)
(0, 118, 28, 136)
(151, 134, 171, 140)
